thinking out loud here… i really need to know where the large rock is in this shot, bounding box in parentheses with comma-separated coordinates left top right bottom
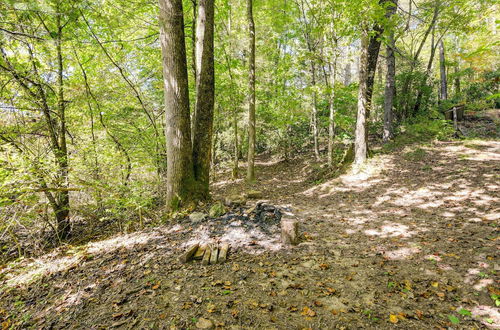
(189, 212, 207, 223)
(224, 194, 246, 206)
(209, 202, 226, 218)
(195, 318, 214, 329)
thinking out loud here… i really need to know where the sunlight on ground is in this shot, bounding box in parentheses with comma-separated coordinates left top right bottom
(87, 231, 162, 255)
(471, 305, 500, 328)
(2, 231, 162, 288)
(364, 222, 418, 238)
(302, 154, 396, 198)
(183, 223, 282, 254)
(2, 255, 82, 288)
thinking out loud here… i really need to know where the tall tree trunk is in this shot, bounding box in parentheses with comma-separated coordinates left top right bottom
(354, 0, 386, 165)
(310, 62, 320, 160)
(246, 0, 256, 182)
(344, 62, 351, 85)
(454, 65, 461, 97)
(191, 0, 197, 79)
(159, 0, 197, 210)
(226, 8, 239, 180)
(383, 0, 397, 142)
(439, 40, 448, 101)
(192, 0, 215, 199)
(54, 4, 70, 239)
(354, 31, 370, 165)
(400, 4, 440, 119)
(413, 30, 437, 116)
(383, 33, 396, 142)
(327, 49, 338, 167)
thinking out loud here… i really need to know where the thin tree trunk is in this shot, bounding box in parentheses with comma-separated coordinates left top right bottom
(413, 30, 437, 115)
(246, 0, 256, 182)
(73, 48, 102, 208)
(383, 33, 396, 142)
(354, 31, 370, 166)
(310, 62, 320, 160)
(383, 0, 397, 142)
(439, 39, 448, 101)
(454, 65, 461, 97)
(327, 53, 338, 167)
(400, 3, 440, 118)
(159, 0, 197, 209)
(54, 3, 70, 239)
(344, 62, 351, 86)
(192, 0, 215, 199)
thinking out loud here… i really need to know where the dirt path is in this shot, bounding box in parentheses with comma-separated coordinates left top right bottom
(1, 139, 499, 329)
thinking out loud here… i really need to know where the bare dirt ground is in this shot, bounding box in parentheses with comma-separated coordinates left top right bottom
(1, 121, 499, 329)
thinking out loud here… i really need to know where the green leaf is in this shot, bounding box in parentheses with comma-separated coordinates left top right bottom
(448, 315, 460, 325)
(458, 308, 471, 316)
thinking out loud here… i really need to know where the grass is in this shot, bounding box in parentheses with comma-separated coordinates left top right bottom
(381, 117, 455, 153)
(403, 148, 428, 161)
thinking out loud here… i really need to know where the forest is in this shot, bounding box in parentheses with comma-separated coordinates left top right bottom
(0, 0, 499, 328)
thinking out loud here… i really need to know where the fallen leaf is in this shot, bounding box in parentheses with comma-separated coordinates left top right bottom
(389, 314, 398, 323)
(301, 307, 316, 317)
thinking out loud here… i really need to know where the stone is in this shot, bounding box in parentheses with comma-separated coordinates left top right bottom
(224, 194, 246, 206)
(209, 202, 226, 218)
(195, 318, 214, 329)
(189, 212, 207, 223)
(246, 190, 263, 199)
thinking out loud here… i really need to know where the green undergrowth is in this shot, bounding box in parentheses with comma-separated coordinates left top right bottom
(381, 117, 455, 153)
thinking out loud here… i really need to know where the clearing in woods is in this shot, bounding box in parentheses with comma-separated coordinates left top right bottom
(1, 134, 499, 329)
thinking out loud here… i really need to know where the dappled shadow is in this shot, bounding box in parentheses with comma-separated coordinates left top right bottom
(285, 140, 499, 327)
(1, 138, 498, 328)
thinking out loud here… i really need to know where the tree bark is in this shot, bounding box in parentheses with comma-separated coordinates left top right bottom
(310, 62, 320, 161)
(383, 0, 398, 143)
(383, 33, 396, 142)
(354, 31, 370, 165)
(439, 39, 448, 101)
(192, 0, 215, 199)
(54, 3, 70, 239)
(246, 0, 256, 182)
(159, 0, 197, 210)
(354, 0, 387, 165)
(344, 62, 351, 86)
(327, 52, 338, 167)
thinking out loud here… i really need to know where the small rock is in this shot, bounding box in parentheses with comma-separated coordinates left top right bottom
(209, 202, 226, 218)
(224, 194, 246, 206)
(189, 212, 207, 223)
(196, 318, 214, 329)
(246, 190, 263, 199)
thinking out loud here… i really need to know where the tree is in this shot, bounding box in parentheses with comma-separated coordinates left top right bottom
(439, 39, 448, 101)
(192, 0, 215, 198)
(354, 0, 387, 165)
(159, 0, 197, 209)
(0, 0, 72, 239)
(246, 0, 256, 182)
(383, 0, 398, 142)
